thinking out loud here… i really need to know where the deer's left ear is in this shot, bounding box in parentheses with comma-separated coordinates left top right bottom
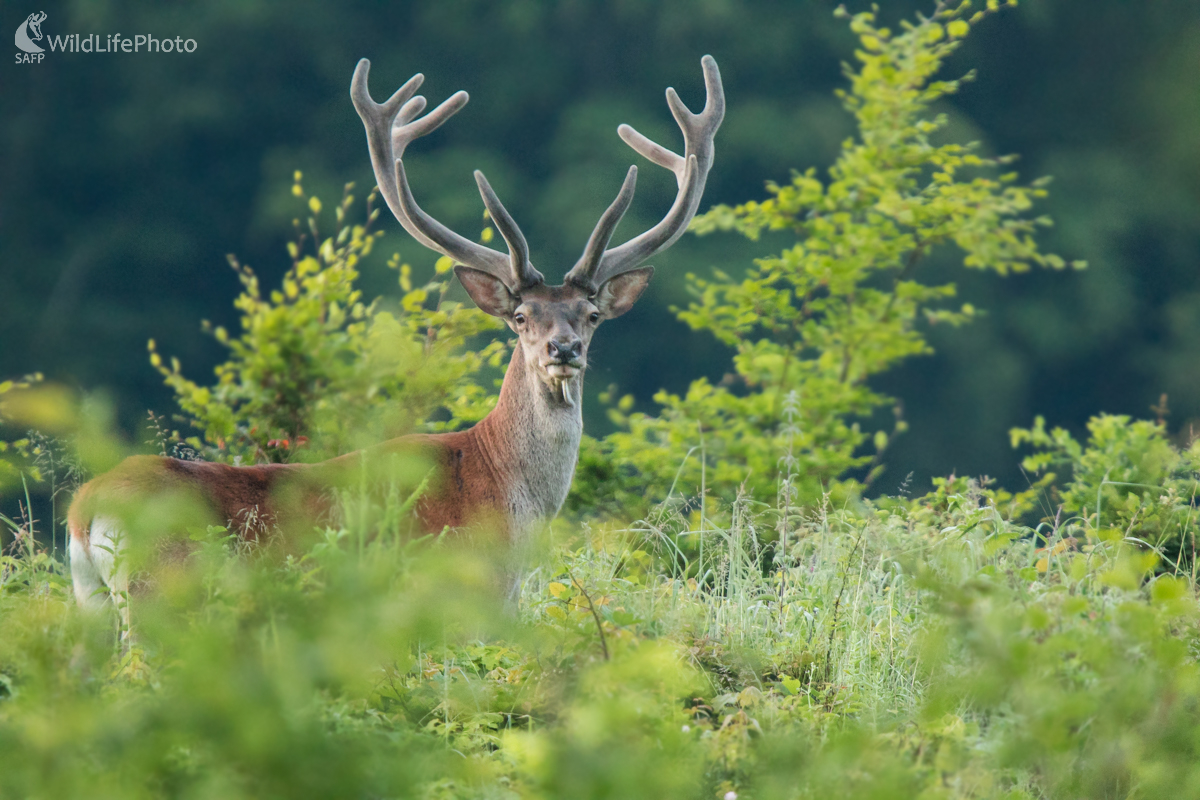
(595, 267, 654, 319)
(455, 265, 519, 318)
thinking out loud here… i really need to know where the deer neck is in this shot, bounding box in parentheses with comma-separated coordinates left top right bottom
(475, 344, 584, 532)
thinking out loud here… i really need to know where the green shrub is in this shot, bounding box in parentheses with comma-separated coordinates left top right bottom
(581, 1, 1081, 519)
(1013, 412, 1200, 565)
(149, 174, 507, 464)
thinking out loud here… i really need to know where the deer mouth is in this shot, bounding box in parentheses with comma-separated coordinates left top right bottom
(545, 361, 582, 379)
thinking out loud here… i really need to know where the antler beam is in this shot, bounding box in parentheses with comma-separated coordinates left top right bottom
(350, 59, 544, 292)
(564, 55, 725, 294)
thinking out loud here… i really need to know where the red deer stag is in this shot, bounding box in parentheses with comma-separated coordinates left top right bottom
(68, 55, 724, 619)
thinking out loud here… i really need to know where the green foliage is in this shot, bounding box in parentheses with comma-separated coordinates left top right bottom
(150, 174, 507, 464)
(0, 485, 505, 799)
(11, 5, 1200, 798)
(0, 379, 101, 539)
(585, 1, 1080, 517)
(7, 438, 1200, 797)
(1012, 412, 1200, 563)
(0, 373, 45, 489)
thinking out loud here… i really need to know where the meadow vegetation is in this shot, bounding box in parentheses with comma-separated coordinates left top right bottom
(5, 4, 1200, 798)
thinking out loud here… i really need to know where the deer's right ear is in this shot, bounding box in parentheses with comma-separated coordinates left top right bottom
(455, 266, 519, 318)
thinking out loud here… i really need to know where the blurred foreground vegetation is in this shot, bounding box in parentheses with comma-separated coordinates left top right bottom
(6, 4, 1200, 798)
(5, 418, 1200, 798)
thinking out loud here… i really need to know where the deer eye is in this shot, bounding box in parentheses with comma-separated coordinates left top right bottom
(514, 313, 526, 325)
(588, 312, 600, 324)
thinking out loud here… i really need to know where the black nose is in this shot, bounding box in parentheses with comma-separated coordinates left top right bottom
(547, 339, 582, 361)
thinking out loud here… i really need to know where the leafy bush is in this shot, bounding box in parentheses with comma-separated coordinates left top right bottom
(582, 1, 1081, 518)
(149, 174, 507, 464)
(1013, 412, 1200, 565)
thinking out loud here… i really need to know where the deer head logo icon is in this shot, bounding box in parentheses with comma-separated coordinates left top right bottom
(16, 11, 47, 53)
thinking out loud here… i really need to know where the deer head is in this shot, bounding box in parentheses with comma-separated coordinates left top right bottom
(350, 56, 724, 406)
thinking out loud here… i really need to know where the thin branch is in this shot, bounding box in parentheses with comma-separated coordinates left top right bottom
(565, 564, 610, 662)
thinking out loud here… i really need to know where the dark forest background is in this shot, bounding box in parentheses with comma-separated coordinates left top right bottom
(3, 0, 1199, 502)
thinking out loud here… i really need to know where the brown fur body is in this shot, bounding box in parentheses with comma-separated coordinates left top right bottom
(68, 457, 301, 543)
(67, 424, 509, 551)
(66, 342, 564, 569)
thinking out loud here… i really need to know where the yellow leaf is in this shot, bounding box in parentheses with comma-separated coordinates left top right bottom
(548, 581, 568, 598)
(481, 226, 495, 243)
(308, 196, 322, 215)
(1035, 557, 1049, 573)
(402, 288, 428, 311)
(947, 20, 969, 37)
(435, 256, 454, 274)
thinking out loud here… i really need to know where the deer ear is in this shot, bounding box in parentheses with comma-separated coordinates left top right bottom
(595, 267, 654, 319)
(455, 266, 519, 318)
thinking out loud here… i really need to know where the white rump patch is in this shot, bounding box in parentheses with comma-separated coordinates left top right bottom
(70, 516, 129, 615)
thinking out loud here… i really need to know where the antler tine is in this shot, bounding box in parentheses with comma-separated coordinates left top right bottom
(474, 171, 544, 290)
(350, 59, 530, 290)
(351, 61, 432, 248)
(563, 55, 724, 293)
(565, 166, 638, 291)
